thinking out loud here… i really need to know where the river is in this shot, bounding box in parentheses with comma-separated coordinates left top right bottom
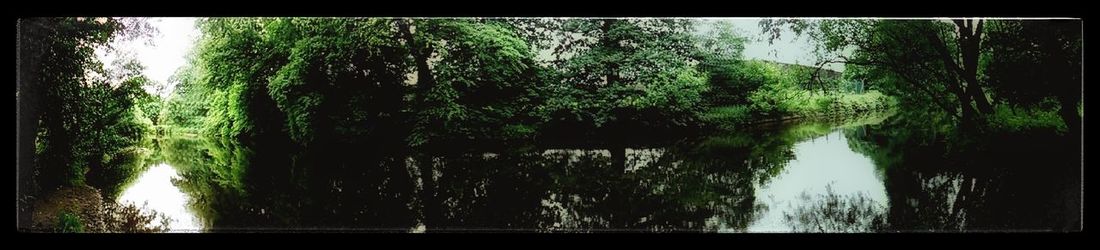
(115, 111, 1081, 232)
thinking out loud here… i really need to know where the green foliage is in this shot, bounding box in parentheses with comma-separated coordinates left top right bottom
(985, 102, 1066, 134)
(701, 105, 752, 130)
(704, 60, 774, 106)
(501, 124, 537, 141)
(746, 69, 806, 116)
(531, 19, 708, 133)
(94, 147, 154, 199)
(764, 19, 992, 122)
(163, 64, 210, 135)
(735, 59, 893, 119)
(984, 20, 1081, 107)
(57, 212, 84, 233)
(693, 21, 754, 106)
(163, 137, 249, 226)
(700, 57, 895, 130)
(23, 18, 158, 192)
(616, 67, 710, 128)
(186, 18, 290, 139)
(408, 20, 543, 146)
(265, 18, 408, 145)
(167, 17, 906, 150)
(767, 18, 1081, 133)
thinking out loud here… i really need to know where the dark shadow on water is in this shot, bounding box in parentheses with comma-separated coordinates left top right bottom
(153, 110, 1080, 232)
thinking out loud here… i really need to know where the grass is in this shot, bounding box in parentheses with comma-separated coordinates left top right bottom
(985, 104, 1066, 134)
(57, 212, 84, 233)
(705, 90, 896, 130)
(701, 105, 752, 130)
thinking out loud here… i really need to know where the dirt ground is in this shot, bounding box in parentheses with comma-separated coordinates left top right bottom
(29, 185, 105, 232)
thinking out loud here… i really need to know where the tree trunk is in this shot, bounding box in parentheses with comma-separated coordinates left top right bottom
(967, 79, 994, 114)
(397, 20, 435, 92)
(416, 155, 442, 232)
(924, 28, 981, 123)
(16, 18, 45, 231)
(947, 78, 978, 124)
(611, 145, 627, 173)
(600, 19, 620, 86)
(957, 19, 994, 114)
(1058, 95, 1081, 136)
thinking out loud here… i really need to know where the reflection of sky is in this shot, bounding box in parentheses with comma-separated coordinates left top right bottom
(746, 130, 888, 232)
(117, 163, 204, 232)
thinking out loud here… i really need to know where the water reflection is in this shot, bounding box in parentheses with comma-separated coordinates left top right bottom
(135, 110, 1079, 232)
(117, 163, 203, 232)
(748, 131, 888, 232)
(780, 185, 888, 233)
(846, 110, 1081, 232)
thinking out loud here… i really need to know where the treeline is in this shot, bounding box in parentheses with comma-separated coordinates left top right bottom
(161, 18, 893, 149)
(762, 19, 1082, 135)
(17, 17, 164, 231)
(701, 59, 894, 130)
(17, 18, 162, 195)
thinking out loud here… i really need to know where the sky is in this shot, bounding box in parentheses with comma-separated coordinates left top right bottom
(723, 19, 821, 66)
(96, 17, 200, 98)
(97, 18, 826, 98)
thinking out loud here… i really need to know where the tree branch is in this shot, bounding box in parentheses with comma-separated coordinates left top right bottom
(922, 29, 970, 85)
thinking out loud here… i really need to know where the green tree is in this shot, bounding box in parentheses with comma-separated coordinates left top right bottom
(17, 17, 153, 229)
(525, 18, 709, 134)
(761, 19, 996, 125)
(691, 20, 752, 106)
(983, 20, 1082, 135)
(397, 19, 545, 147)
(264, 18, 409, 146)
(189, 18, 290, 140)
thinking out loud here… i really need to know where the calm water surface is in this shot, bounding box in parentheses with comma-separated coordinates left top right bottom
(118, 112, 1081, 232)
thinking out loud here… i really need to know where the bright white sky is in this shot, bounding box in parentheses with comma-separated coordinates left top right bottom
(97, 17, 199, 98)
(724, 19, 822, 67)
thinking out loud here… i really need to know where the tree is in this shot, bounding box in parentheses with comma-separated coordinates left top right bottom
(984, 20, 1082, 135)
(761, 19, 997, 125)
(264, 18, 410, 146)
(190, 18, 289, 140)
(523, 18, 709, 135)
(17, 17, 152, 229)
(397, 19, 545, 147)
(691, 20, 752, 106)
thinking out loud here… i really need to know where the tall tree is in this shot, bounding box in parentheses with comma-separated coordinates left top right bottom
(690, 20, 750, 105)
(984, 19, 1082, 134)
(525, 18, 708, 134)
(762, 19, 997, 124)
(16, 17, 151, 229)
(396, 19, 545, 147)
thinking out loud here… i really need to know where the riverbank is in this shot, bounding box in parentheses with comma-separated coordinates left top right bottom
(702, 90, 896, 131)
(28, 184, 170, 233)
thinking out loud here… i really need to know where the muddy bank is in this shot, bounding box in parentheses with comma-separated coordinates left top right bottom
(28, 185, 169, 233)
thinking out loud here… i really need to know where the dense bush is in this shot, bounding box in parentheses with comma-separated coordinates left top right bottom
(985, 101, 1067, 134)
(57, 212, 84, 233)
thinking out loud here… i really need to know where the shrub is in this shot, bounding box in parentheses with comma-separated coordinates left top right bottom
(985, 103, 1066, 134)
(57, 212, 84, 233)
(702, 105, 752, 129)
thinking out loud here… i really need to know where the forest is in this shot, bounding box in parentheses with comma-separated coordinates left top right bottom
(16, 17, 1081, 233)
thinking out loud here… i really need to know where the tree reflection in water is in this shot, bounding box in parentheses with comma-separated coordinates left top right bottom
(145, 110, 1079, 232)
(782, 184, 888, 233)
